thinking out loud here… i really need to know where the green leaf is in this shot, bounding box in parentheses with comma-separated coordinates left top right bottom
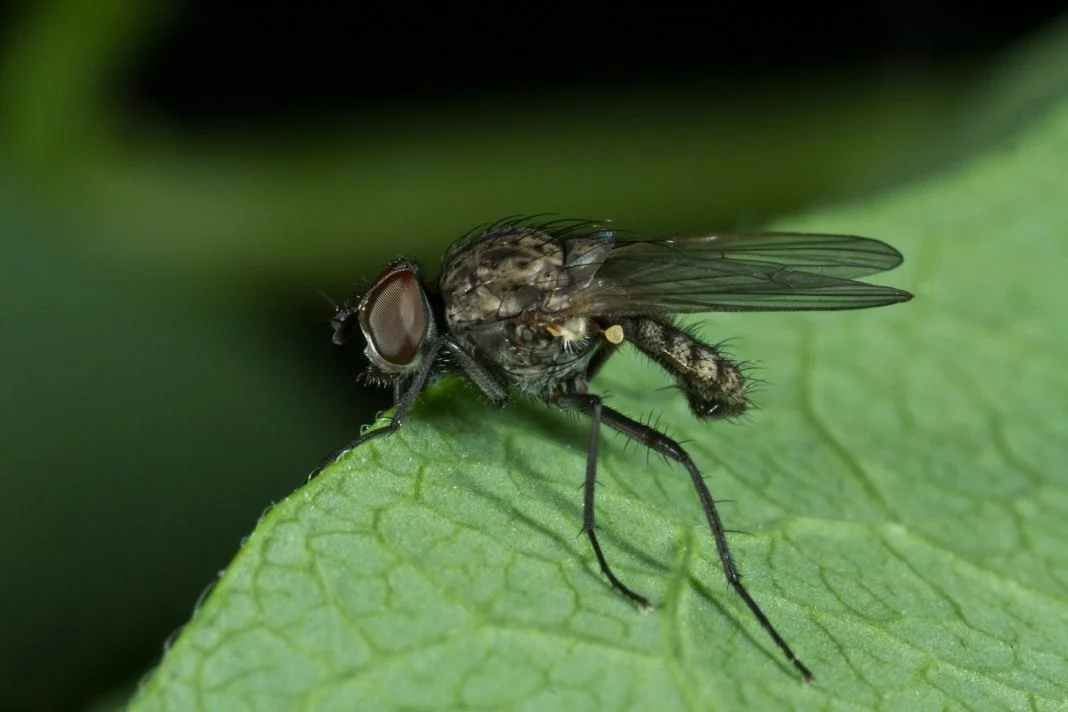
(131, 56, 1068, 712)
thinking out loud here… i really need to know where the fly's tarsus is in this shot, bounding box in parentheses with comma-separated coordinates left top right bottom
(319, 215, 913, 682)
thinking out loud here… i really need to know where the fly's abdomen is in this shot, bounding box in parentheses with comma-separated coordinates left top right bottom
(616, 317, 747, 419)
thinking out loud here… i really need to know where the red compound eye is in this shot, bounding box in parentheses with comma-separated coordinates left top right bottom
(358, 267, 428, 366)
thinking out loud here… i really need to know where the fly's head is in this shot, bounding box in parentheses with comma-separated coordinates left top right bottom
(332, 259, 438, 386)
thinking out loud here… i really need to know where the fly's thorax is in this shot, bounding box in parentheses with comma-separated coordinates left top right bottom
(441, 229, 566, 328)
(437, 224, 614, 395)
(617, 317, 748, 419)
(439, 226, 612, 330)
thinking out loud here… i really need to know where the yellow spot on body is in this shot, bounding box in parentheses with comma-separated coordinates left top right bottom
(603, 324, 624, 344)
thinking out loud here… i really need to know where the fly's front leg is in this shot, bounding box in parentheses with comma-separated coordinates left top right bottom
(554, 392, 652, 610)
(307, 337, 446, 481)
(308, 335, 507, 483)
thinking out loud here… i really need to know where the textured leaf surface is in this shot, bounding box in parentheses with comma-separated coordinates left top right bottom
(131, 93, 1068, 712)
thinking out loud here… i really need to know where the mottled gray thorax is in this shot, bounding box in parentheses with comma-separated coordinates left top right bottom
(439, 228, 612, 396)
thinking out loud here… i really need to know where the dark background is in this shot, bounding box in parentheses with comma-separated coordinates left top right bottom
(1, 1, 1064, 710)
(139, 2, 1049, 124)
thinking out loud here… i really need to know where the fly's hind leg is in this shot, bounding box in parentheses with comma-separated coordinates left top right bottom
(616, 316, 750, 419)
(554, 391, 813, 682)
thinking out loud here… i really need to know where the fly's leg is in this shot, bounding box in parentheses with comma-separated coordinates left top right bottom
(443, 338, 510, 405)
(556, 391, 652, 609)
(615, 316, 748, 419)
(555, 392, 813, 682)
(307, 336, 446, 481)
(308, 336, 509, 482)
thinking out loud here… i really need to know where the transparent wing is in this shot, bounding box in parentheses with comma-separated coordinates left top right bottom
(582, 232, 913, 313)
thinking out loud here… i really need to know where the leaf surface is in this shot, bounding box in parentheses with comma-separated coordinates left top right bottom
(131, 49, 1068, 712)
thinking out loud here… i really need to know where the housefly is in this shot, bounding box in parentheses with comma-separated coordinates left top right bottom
(313, 216, 913, 682)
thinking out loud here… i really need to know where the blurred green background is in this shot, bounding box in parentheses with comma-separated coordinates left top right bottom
(2, 1, 1066, 709)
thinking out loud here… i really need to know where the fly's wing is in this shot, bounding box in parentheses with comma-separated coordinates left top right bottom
(577, 232, 913, 314)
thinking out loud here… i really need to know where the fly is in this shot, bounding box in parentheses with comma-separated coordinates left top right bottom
(312, 216, 914, 682)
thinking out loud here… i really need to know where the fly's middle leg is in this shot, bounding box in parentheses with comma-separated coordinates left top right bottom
(553, 391, 652, 610)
